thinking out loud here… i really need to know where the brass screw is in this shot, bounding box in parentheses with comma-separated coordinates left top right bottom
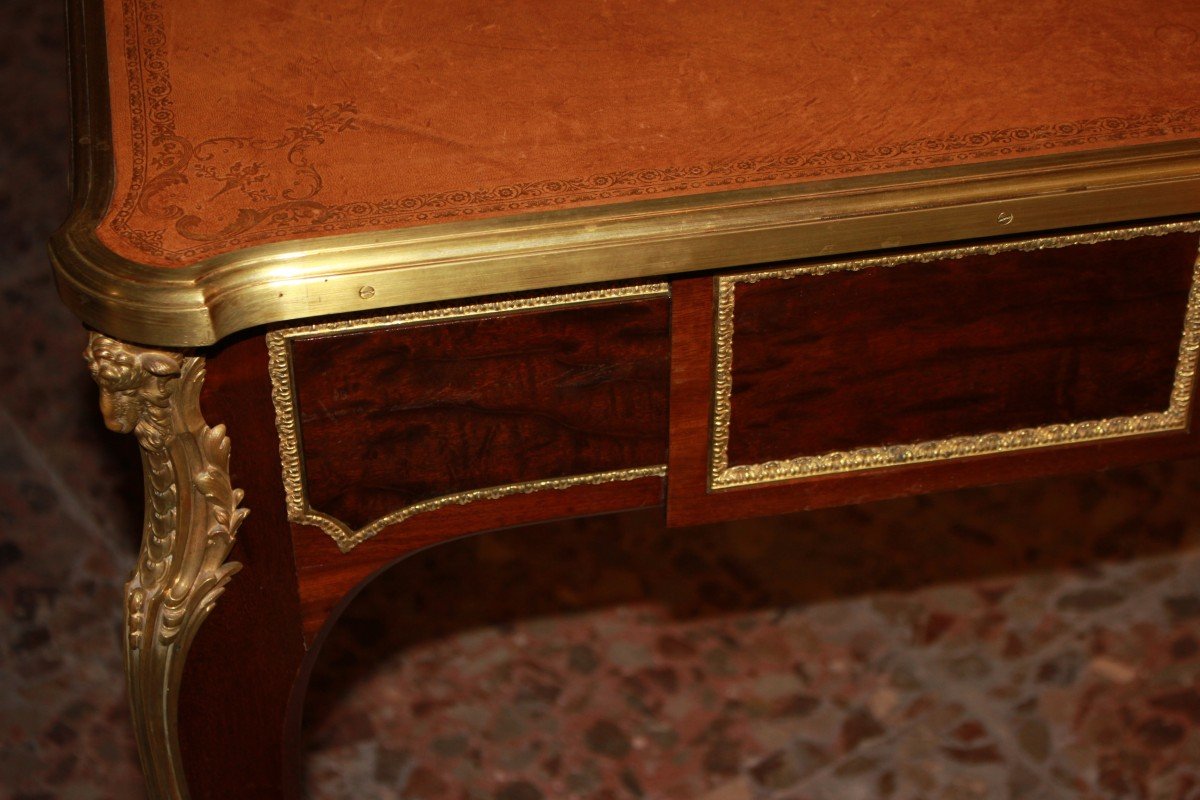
(358, 285, 376, 300)
(997, 211, 1014, 226)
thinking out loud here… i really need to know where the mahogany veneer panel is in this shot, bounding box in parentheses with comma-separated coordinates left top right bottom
(728, 233, 1198, 467)
(289, 298, 670, 532)
(667, 228, 1200, 528)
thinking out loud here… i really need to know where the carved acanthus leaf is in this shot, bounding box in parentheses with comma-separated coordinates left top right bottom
(85, 332, 247, 800)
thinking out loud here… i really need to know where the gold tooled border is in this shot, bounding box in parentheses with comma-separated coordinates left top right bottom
(710, 221, 1200, 490)
(268, 284, 670, 553)
(108, 0, 1200, 265)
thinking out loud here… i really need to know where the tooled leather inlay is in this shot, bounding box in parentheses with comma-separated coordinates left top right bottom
(100, 0, 1200, 266)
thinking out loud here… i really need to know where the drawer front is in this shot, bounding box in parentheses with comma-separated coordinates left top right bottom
(269, 285, 670, 552)
(668, 222, 1200, 526)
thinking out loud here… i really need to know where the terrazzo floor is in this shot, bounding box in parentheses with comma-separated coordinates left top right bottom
(5, 5, 1200, 799)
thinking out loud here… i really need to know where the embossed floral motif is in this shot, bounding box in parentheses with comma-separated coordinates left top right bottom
(133, 101, 359, 246)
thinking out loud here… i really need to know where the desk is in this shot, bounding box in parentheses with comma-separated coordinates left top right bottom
(49, 1, 1200, 797)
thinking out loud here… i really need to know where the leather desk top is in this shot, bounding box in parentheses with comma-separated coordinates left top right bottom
(95, 0, 1200, 268)
(50, 0, 1200, 345)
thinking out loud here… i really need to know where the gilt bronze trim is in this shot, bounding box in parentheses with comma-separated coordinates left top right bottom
(266, 284, 670, 552)
(709, 221, 1200, 490)
(85, 333, 247, 800)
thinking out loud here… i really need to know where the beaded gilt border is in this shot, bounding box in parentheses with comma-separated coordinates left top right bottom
(267, 284, 669, 552)
(709, 221, 1200, 490)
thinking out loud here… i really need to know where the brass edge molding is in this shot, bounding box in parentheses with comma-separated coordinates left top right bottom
(709, 220, 1200, 490)
(85, 333, 247, 800)
(267, 284, 670, 553)
(51, 4, 1200, 347)
(51, 139, 1200, 347)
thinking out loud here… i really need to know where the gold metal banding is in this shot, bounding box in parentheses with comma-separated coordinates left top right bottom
(267, 284, 670, 552)
(51, 1, 1200, 347)
(709, 221, 1200, 491)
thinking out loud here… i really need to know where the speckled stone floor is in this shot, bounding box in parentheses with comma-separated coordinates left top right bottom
(5, 5, 1200, 800)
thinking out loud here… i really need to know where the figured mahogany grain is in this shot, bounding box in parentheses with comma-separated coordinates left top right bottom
(728, 233, 1198, 466)
(668, 229, 1200, 527)
(290, 297, 670, 531)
